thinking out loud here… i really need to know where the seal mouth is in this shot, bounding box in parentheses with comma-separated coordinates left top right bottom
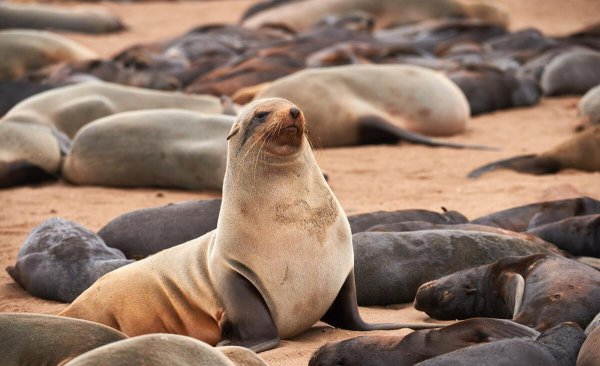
(263, 116, 305, 156)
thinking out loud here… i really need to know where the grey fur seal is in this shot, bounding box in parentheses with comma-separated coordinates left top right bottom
(579, 84, 600, 128)
(470, 197, 600, 232)
(418, 322, 585, 366)
(527, 214, 600, 257)
(255, 64, 494, 149)
(2, 82, 224, 138)
(541, 48, 600, 96)
(64, 334, 266, 366)
(0, 2, 124, 34)
(0, 29, 97, 80)
(309, 318, 540, 366)
(468, 125, 600, 177)
(60, 98, 439, 352)
(0, 313, 127, 366)
(348, 207, 468, 233)
(63, 110, 234, 190)
(98, 198, 222, 259)
(353, 230, 556, 306)
(6, 218, 132, 302)
(415, 254, 600, 331)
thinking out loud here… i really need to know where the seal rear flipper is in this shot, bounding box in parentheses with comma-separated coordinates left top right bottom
(321, 270, 445, 331)
(0, 160, 57, 188)
(357, 115, 496, 150)
(468, 154, 562, 178)
(497, 272, 525, 318)
(217, 269, 280, 353)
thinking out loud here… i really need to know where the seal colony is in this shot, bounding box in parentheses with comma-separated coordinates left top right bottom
(60, 99, 440, 351)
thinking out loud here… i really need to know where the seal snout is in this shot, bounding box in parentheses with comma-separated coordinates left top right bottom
(290, 107, 300, 120)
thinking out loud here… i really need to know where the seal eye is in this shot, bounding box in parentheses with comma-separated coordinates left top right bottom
(255, 111, 270, 120)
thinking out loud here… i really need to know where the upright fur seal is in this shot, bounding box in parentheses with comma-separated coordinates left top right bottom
(353, 230, 557, 306)
(414, 254, 600, 331)
(60, 98, 438, 352)
(6, 218, 133, 302)
(0, 29, 97, 80)
(64, 334, 267, 366)
(309, 318, 540, 366)
(255, 65, 493, 149)
(0, 313, 127, 366)
(2, 82, 224, 138)
(63, 110, 234, 190)
(0, 2, 124, 34)
(418, 322, 585, 366)
(468, 126, 600, 177)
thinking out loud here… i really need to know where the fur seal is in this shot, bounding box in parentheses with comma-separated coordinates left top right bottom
(468, 125, 600, 177)
(418, 322, 585, 366)
(63, 110, 233, 190)
(60, 98, 438, 352)
(541, 48, 600, 96)
(578, 325, 600, 366)
(526, 214, 599, 257)
(0, 2, 124, 34)
(414, 254, 600, 331)
(309, 318, 540, 366)
(354, 231, 557, 306)
(2, 82, 224, 138)
(63, 334, 266, 366)
(348, 207, 468, 233)
(470, 197, 600, 232)
(0, 313, 127, 366)
(0, 29, 97, 80)
(98, 198, 222, 259)
(242, 0, 509, 32)
(0, 121, 70, 188)
(6, 218, 132, 302)
(579, 84, 600, 128)
(255, 64, 494, 149)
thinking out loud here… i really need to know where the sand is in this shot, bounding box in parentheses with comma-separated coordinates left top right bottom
(1, 0, 599, 365)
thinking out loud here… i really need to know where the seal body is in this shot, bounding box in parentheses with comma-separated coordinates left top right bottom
(348, 208, 467, 233)
(98, 198, 222, 259)
(527, 214, 600, 257)
(579, 84, 600, 127)
(415, 254, 600, 331)
(63, 334, 267, 366)
(62, 110, 233, 190)
(0, 29, 97, 80)
(353, 230, 556, 305)
(61, 98, 418, 352)
(418, 323, 585, 366)
(256, 64, 473, 147)
(6, 218, 132, 302)
(541, 49, 600, 96)
(309, 318, 539, 366)
(578, 325, 600, 366)
(2, 82, 224, 138)
(0, 313, 127, 366)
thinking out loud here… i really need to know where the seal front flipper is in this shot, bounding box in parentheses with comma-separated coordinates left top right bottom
(357, 115, 496, 150)
(217, 269, 280, 353)
(497, 272, 526, 318)
(321, 270, 444, 331)
(468, 154, 562, 178)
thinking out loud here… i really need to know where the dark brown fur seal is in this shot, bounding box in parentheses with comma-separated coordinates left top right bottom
(470, 197, 600, 232)
(6, 218, 132, 302)
(414, 254, 600, 331)
(309, 318, 539, 366)
(348, 207, 468, 233)
(418, 322, 585, 366)
(468, 125, 600, 177)
(526, 214, 600, 257)
(353, 230, 556, 306)
(0, 313, 127, 366)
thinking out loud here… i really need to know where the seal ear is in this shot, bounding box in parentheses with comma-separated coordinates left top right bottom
(227, 125, 241, 141)
(497, 272, 525, 318)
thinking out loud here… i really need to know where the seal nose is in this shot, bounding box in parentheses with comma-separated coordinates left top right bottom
(290, 107, 300, 119)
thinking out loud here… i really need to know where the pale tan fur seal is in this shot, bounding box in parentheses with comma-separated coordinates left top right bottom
(242, 0, 508, 32)
(0, 29, 97, 80)
(60, 98, 440, 352)
(255, 64, 488, 149)
(2, 82, 224, 138)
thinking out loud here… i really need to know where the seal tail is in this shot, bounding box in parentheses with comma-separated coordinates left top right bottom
(468, 154, 562, 178)
(357, 115, 497, 151)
